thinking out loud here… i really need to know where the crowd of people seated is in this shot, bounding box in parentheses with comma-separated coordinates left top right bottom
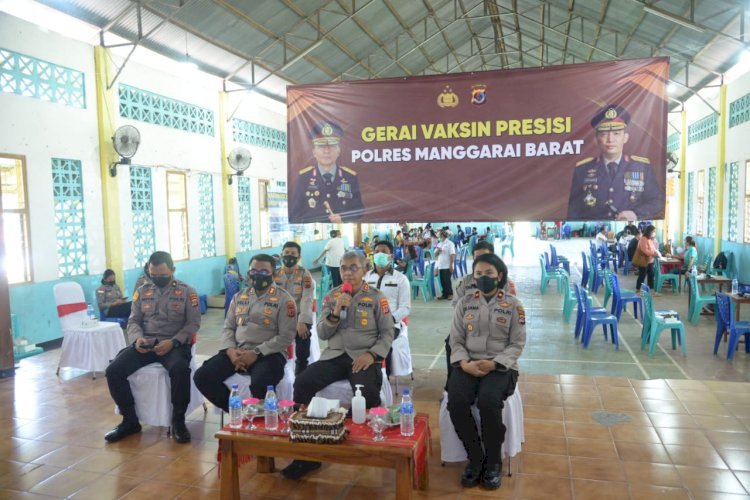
(100, 221, 525, 491)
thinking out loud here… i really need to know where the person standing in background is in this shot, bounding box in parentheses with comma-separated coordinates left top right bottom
(635, 224, 661, 296)
(313, 229, 345, 287)
(435, 229, 456, 300)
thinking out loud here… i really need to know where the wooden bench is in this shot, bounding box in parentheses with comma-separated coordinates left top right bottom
(216, 416, 430, 499)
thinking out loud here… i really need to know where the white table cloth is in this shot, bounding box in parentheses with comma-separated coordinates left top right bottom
(58, 322, 126, 374)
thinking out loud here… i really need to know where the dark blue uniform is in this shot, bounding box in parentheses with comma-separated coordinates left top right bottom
(289, 164, 364, 223)
(567, 154, 662, 221)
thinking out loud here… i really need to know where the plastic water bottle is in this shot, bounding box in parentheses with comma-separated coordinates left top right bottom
(264, 385, 278, 430)
(86, 303, 97, 321)
(732, 278, 739, 296)
(399, 389, 415, 437)
(228, 384, 242, 428)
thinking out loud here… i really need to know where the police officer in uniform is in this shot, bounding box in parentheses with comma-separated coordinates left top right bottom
(96, 269, 131, 318)
(289, 121, 364, 223)
(104, 251, 201, 444)
(448, 253, 526, 490)
(567, 105, 662, 221)
(282, 251, 394, 480)
(273, 241, 315, 375)
(194, 254, 297, 410)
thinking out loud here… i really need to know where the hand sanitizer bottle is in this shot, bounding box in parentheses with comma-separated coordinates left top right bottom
(352, 384, 366, 424)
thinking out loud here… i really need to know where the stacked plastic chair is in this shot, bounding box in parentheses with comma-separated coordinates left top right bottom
(579, 286, 619, 349)
(640, 285, 686, 357)
(573, 284, 608, 340)
(539, 255, 563, 294)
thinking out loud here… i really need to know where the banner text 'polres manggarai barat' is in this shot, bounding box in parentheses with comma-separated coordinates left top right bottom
(351, 117, 583, 163)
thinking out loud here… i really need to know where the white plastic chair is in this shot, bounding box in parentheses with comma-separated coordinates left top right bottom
(315, 362, 393, 407)
(390, 323, 413, 393)
(116, 342, 206, 428)
(439, 389, 525, 474)
(53, 282, 127, 379)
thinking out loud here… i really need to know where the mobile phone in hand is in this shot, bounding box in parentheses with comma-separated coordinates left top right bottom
(140, 339, 155, 350)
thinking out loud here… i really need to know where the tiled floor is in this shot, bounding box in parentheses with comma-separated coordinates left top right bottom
(3, 234, 750, 498)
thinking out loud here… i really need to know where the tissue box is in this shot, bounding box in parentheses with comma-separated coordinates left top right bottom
(289, 409, 347, 444)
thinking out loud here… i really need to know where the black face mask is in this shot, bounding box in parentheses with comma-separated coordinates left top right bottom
(151, 276, 172, 288)
(476, 276, 499, 294)
(282, 255, 299, 268)
(101, 279, 115, 286)
(248, 273, 273, 291)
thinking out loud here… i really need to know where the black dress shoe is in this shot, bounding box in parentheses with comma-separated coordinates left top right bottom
(460, 463, 482, 487)
(280, 460, 321, 480)
(171, 420, 191, 444)
(481, 462, 501, 490)
(104, 421, 142, 442)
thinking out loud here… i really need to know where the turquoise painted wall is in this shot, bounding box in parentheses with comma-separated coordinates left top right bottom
(11, 246, 331, 346)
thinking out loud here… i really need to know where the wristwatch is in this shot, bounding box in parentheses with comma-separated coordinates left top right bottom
(253, 347, 264, 358)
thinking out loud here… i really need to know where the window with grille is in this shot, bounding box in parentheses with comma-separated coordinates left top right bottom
(745, 161, 750, 243)
(197, 173, 216, 257)
(0, 155, 32, 283)
(166, 171, 189, 261)
(237, 177, 252, 252)
(130, 166, 156, 266)
(696, 170, 705, 236)
(258, 179, 271, 248)
(686, 172, 694, 234)
(0, 48, 85, 108)
(52, 158, 88, 277)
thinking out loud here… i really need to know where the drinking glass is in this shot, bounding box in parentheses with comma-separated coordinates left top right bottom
(278, 400, 294, 434)
(368, 407, 388, 442)
(242, 397, 260, 431)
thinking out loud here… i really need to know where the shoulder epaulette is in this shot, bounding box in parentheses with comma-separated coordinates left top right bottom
(631, 155, 650, 164)
(298, 166, 313, 174)
(576, 157, 594, 167)
(340, 166, 357, 176)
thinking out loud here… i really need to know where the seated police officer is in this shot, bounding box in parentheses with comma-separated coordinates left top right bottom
(96, 269, 131, 318)
(446, 241, 516, 391)
(448, 253, 526, 490)
(104, 251, 201, 444)
(194, 254, 297, 410)
(273, 242, 315, 375)
(282, 251, 395, 480)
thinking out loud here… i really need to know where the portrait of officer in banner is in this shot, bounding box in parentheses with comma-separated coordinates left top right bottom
(290, 121, 364, 223)
(567, 105, 663, 221)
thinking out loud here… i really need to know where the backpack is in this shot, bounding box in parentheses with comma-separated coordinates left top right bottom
(713, 252, 728, 270)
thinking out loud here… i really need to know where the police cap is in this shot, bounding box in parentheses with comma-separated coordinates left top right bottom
(310, 121, 343, 145)
(591, 105, 630, 132)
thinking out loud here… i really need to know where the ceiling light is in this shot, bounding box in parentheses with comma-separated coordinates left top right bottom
(667, 82, 677, 94)
(642, 5, 705, 33)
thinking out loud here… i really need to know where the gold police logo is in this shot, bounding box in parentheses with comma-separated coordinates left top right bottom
(605, 108, 618, 119)
(321, 123, 333, 136)
(437, 85, 459, 108)
(471, 84, 487, 106)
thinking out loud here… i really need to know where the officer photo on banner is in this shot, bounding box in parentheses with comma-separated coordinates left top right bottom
(567, 104, 663, 221)
(289, 121, 365, 223)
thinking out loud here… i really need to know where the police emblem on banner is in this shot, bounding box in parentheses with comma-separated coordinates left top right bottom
(437, 85, 458, 108)
(471, 84, 487, 105)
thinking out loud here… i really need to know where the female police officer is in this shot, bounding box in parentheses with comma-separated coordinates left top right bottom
(448, 253, 526, 490)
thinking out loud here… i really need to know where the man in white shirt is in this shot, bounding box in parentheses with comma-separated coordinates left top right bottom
(435, 230, 456, 300)
(365, 240, 411, 376)
(313, 230, 345, 287)
(595, 226, 608, 244)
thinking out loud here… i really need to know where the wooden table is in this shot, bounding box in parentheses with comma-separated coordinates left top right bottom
(725, 293, 750, 321)
(698, 275, 733, 291)
(660, 257, 683, 272)
(216, 416, 430, 500)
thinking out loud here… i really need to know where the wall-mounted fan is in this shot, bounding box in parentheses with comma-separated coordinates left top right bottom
(666, 152, 680, 178)
(227, 147, 252, 185)
(109, 125, 141, 177)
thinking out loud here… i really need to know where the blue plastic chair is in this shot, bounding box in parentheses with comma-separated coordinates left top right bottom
(609, 273, 642, 321)
(573, 284, 608, 340)
(410, 261, 432, 302)
(622, 245, 634, 276)
(580, 251, 590, 290)
(224, 273, 241, 318)
(714, 293, 750, 361)
(550, 244, 570, 274)
(427, 261, 443, 299)
(640, 285, 686, 357)
(580, 287, 620, 349)
(560, 271, 577, 323)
